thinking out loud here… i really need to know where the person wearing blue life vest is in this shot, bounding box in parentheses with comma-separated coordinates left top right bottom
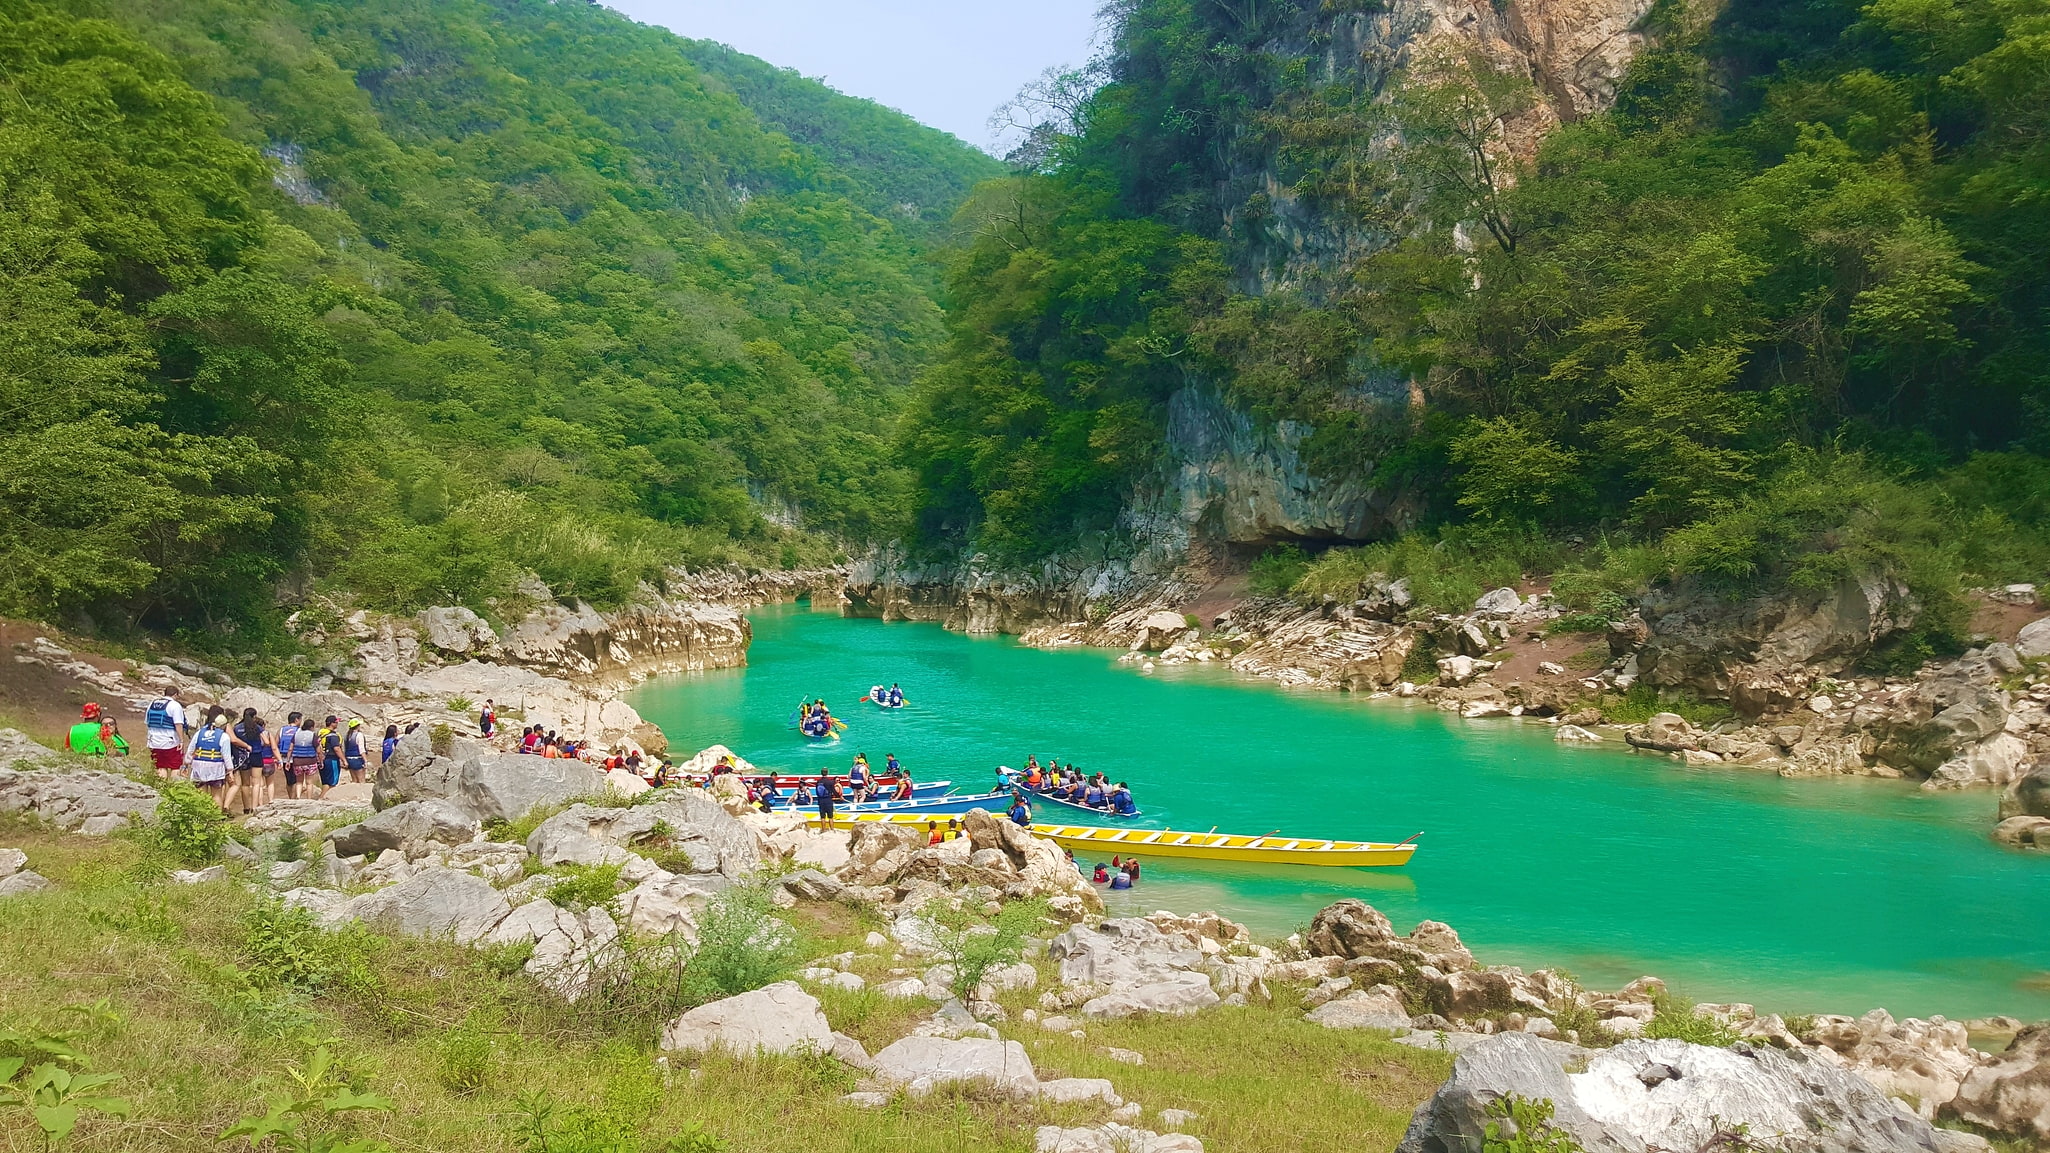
(1007, 793, 1032, 827)
(886, 683, 904, 707)
(381, 724, 401, 764)
(184, 707, 247, 811)
(343, 718, 370, 784)
(1109, 782, 1138, 816)
(144, 687, 189, 781)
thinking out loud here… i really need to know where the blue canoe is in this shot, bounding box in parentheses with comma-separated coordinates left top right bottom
(770, 789, 1015, 816)
(999, 770, 1144, 820)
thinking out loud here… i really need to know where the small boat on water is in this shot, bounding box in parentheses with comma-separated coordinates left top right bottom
(998, 769, 1142, 820)
(684, 774, 956, 799)
(813, 812, 1420, 868)
(1025, 789, 1144, 821)
(776, 789, 1014, 816)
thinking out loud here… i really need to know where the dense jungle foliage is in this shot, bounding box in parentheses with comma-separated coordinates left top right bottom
(904, 0, 2050, 646)
(0, 0, 998, 639)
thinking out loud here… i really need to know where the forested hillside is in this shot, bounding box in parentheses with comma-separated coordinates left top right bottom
(0, 0, 997, 645)
(904, 0, 2050, 663)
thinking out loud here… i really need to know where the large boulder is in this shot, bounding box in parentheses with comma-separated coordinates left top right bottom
(1307, 990, 1412, 1031)
(418, 606, 499, 656)
(0, 757, 161, 832)
(1051, 919, 1206, 988)
(2016, 617, 2050, 659)
(1398, 1033, 1962, 1153)
(1080, 972, 1221, 1019)
(868, 1035, 1039, 1098)
(1806, 1010, 1988, 1118)
(1999, 761, 2050, 820)
(527, 794, 756, 878)
(660, 981, 833, 1056)
(341, 866, 510, 945)
(1304, 899, 1399, 958)
(328, 798, 480, 858)
(1944, 1022, 2050, 1141)
(371, 725, 492, 810)
(0, 729, 60, 770)
(458, 751, 606, 824)
(482, 898, 621, 998)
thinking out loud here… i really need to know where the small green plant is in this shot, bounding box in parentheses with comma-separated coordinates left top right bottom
(436, 1013, 494, 1096)
(512, 1047, 722, 1152)
(682, 883, 802, 1002)
(1401, 640, 1441, 683)
(155, 781, 229, 865)
(430, 724, 453, 757)
(0, 1006, 131, 1149)
(87, 895, 178, 941)
(1782, 1013, 1817, 1038)
(1545, 613, 1612, 635)
(0, 1059, 132, 1150)
(241, 899, 381, 995)
(275, 829, 308, 864)
(929, 899, 1044, 998)
(446, 697, 473, 714)
(219, 1046, 395, 1152)
(1481, 1095, 1584, 1153)
(1643, 994, 1741, 1046)
(544, 863, 624, 912)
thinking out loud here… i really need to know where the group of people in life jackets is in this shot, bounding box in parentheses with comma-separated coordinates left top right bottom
(65, 686, 401, 814)
(865, 683, 906, 708)
(1013, 754, 1139, 816)
(796, 698, 841, 738)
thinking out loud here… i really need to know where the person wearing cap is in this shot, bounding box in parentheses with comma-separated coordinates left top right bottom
(343, 718, 370, 784)
(317, 715, 343, 797)
(66, 703, 108, 756)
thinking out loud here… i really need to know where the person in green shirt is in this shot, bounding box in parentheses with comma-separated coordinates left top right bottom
(65, 702, 107, 756)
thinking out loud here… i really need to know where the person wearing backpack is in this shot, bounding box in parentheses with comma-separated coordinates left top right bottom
(144, 688, 189, 780)
(317, 715, 343, 797)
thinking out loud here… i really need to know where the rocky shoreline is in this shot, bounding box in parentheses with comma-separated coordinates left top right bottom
(4, 728, 2046, 1150)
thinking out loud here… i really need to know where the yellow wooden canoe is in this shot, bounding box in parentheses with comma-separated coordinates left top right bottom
(808, 812, 1418, 868)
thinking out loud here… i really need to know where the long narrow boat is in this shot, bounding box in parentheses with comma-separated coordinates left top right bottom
(1023, 789, 1144, 821)
(810, 812, 1419, 868)
(775, 789, 1015, 816)
(681, 774, 954, 799)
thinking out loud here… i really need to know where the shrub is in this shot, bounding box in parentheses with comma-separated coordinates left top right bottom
(274, 828, 308, 864)
(682, 884, 802, 1003)
(153, 782, 227, 865)
(1481, 1094, 1584, 1153)
(240, 899, 382, 995)
(544, 864, 623, 912)
(929, 899, 1044, 999)
(1643, 994, 1740, 1046)
(1248, 543, 1311, 596)
(437, 1013, 495, 1096)
(1545, 612, 1613, 636)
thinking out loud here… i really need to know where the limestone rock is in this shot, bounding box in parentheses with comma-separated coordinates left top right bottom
(1474, 588, 1523, 615)
(0, 760, 160, 831)
(1304, 899, 1397, 958)
(659, 981, 833, 1056)
(328, 799, 480, 858)
(1397, 1033, 1960, 1153)
(1806, 1010, 1986, 1118)
(1555, 725, 1603, 743)
(868, 1035, 1039, 1098)
(528, 795, 755, 878)
(1944, 1022, 2050, 1141)
(0, 870, 52, 897)
(1992, 816, 2050, 848)
(1034, 1125, 1202, 1153)
(1926, 733, 2031, 790)
(343, 866, 510, 945)
(0, 847, 25, 877)
(2016, 617, 2050, 659)
(616, 876, 717, 939)
(1039, 1077, 1123, 1106)
(1080, 973, 1221, 1019)
(1999, 761, 2050, 820)
(1307, 990, 1412, 1031)
(418, 606, 499, 655)
(459, 751, 607, 824)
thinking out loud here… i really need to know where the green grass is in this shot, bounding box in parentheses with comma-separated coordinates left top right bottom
(0, 829, 1451, 1152)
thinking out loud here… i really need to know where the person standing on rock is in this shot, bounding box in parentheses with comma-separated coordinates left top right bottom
(184, 707, 246, 810)
(479, 698, 496, 738)
(343, 718, 369, 785)
(283, 712, 317, 800)
(381, 724, 400, 764)
(66, 703, 108, 756)
(230, 707, 270, 815)
(317, 715, 343, 797)
(144, 688, 189, 780)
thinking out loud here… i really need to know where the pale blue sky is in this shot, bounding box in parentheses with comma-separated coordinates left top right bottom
(606, 0, 1104, 152)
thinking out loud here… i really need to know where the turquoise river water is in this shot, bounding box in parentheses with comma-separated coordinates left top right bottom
(630, 602, 2050, 1020)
